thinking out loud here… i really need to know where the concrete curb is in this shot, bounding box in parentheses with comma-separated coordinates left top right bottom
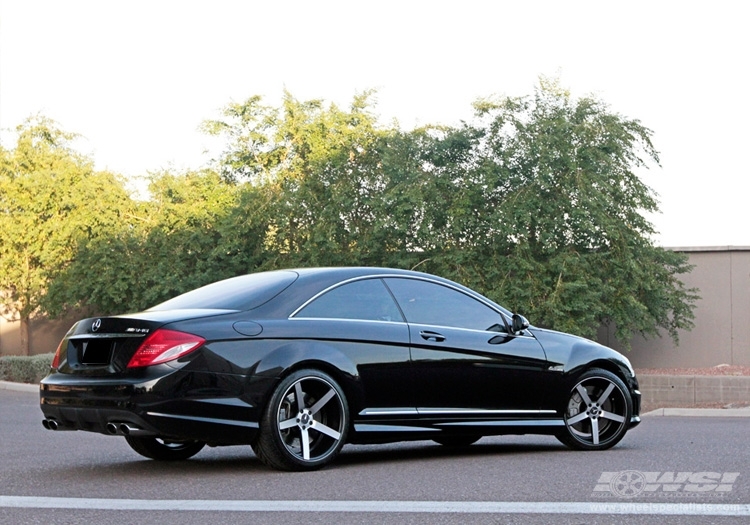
(0, 380, 38, 393)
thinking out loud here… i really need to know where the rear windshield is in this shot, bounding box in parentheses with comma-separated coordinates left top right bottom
(148, 271, 298, 311)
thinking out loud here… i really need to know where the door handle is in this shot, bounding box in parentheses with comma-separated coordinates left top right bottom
(420, 330, 445, 342)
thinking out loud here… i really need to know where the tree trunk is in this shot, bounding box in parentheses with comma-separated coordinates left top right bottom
(20, 315, 30, 356)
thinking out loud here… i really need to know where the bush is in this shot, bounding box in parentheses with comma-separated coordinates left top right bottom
(0, 353, 54, 383)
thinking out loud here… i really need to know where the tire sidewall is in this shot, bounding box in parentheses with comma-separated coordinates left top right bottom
(260, 368, 349, 470)
(560, 368, 633, 451)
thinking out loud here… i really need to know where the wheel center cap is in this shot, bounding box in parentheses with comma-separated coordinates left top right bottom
(589, 406, 600, 417)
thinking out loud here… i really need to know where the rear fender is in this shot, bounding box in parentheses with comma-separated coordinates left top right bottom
(252, 341, 363, 413)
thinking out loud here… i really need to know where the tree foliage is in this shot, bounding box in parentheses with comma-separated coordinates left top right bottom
(3, 80, 698, 353)
(420, 78, 697, 345)
(0, 117, 131, 354)
(204, 82, 696, 346)
(46, 170, 271, 314)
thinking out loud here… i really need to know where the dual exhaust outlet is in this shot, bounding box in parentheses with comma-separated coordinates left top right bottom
(42, 418, 73, 431)
(42, 418, 153, 436)
(105, 422, 153, 437)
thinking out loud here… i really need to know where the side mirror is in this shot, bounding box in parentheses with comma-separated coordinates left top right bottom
(511, 314, 529, 334)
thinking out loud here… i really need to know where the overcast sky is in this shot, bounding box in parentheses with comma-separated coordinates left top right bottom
(1, 0, 748, 247)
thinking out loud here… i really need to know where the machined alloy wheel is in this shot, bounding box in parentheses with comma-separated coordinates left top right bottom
(556, 369, 632, 451)
(124, 436, 205, 461)
(254, 369, 349, 471)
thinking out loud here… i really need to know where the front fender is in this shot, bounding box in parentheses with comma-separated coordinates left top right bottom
(531, 327, 638, 391)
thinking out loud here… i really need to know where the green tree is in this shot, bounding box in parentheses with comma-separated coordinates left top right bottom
(204, 90, 420, 268)
(0, 117, 131, 354)
(46, 169, 272, 314)
(203, 83, 696, 347)
(419, 78, 697, 345)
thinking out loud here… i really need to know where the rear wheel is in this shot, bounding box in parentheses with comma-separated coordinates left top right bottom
(254, 369, 349, 471)
(556, 368, 632, 451)
(124, 436, 205, 461)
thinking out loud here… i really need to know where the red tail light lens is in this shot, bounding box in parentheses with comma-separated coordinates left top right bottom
(126, 329, 205, 368)
(51, 340, 63, 369)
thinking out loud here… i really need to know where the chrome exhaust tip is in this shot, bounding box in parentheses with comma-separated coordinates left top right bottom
(119, 423, 151, 436)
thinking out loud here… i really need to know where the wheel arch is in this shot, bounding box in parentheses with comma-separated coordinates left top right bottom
(585, 359, 634, 387)
(252, 341, 364, 422)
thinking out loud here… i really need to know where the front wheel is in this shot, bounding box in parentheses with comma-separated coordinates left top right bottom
(556, 369, 632, 451)
(124, 436, 205, 461)
(254, 369, 349, 471)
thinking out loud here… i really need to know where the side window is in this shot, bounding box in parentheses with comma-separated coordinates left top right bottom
(384, 278, 505, 332)
(295, 278, 404, 322)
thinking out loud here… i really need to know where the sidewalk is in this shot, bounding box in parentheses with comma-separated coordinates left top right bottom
(643, 406, 750, 417)
(0, 380, 38, 393)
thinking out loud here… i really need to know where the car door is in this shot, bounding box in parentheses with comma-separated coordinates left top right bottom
(292, 277, 413, 413)
(383, 277, 549, 413)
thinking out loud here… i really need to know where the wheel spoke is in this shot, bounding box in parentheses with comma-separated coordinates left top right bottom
(576, 384, 593, 405)
(294, 381, 305, 412)
(601, 410, 626, 423)
(591, 418, 600, 445)
(300, 428, 310, 460)
(269, 372, 349, 468)
(596, 383, 615, 405)
(309, 388, 336, 416)
(567, 412, 589, 425)
(312, 421, 341, 440)
(279, 417, 298, 430)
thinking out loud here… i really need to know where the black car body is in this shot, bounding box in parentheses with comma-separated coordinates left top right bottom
(40, 267, 641, 470)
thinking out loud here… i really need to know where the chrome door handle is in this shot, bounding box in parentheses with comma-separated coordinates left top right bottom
(420, 330, 445, 342)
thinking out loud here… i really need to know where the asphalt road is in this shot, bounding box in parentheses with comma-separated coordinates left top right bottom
(2, 388, 749, 524)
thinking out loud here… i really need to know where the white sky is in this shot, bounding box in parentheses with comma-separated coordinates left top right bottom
(1, 0, 748, 247)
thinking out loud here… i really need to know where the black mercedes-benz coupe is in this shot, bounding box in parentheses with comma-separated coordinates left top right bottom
(40, 267, 641, 470)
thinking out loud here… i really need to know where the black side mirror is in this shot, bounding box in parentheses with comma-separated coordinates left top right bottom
(511, 314, 530, 334)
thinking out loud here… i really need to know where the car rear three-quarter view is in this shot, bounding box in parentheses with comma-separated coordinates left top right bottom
(40, 267, 641, 471)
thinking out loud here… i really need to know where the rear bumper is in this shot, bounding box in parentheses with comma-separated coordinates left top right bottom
(39, 368, 261, 445)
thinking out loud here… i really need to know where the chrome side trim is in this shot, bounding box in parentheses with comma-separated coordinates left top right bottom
(193, 398, 254, 408)
(146, 412, 259, 429)
(359, 408, 419, 416)
(290, 317, 406, 326)
(359, 407, 557, 416)
(417, 408, 557, 415)
(354, 424, 439, 433)
(437, 419, 565, 427)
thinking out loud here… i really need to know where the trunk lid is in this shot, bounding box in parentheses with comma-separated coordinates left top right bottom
(55, 309, 229, 375)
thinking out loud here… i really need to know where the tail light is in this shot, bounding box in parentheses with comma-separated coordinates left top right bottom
(126, 329, 205, 368)
(51, 340, 63, 369)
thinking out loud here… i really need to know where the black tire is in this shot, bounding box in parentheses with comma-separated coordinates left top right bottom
(124, 436, 205, 461)
(556, 368, 632, 451)
(433, 435, 481, 447)
(254, 369, 349, 471)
